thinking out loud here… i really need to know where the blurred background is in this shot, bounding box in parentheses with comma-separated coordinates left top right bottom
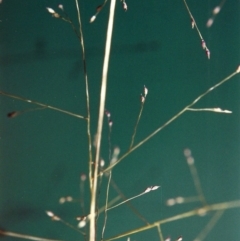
(0, 0, 239, 240)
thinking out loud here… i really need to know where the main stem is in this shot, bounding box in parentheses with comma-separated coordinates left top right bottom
(89, 1, 116, 240)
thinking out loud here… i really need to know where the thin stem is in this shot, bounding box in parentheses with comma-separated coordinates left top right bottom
(100, 195, 121, 212)
(194, 210, 224, 241)
(189, 164, 206, 205)
(101, 171, 112, 240)
(80, 178, 86, 216)
(45, 211, 86, 237)
(0, 230, 63, 241)
(187, 107, 232, 113)
(74, 0, 93, 191)
(185, 154, 207, 206)
(104, 199, 240, 241)
(16, 106, 47, 114)
(156, 225, 164, 241)
(94, 195, 122, 217)
(59, 219, 86, 237)
(107, 191, 147, 211)
(60, 15, 81, 40)
(182, 0, 204, 40)
(89, 0, 116, 240)
(101, 110, 113, 239)
(0, 90, 87, 119)
(110, 179, 149, 224)
(129, 102, 145, 150)
(77, 195, 121, 226)
(102, 68, 239, 174)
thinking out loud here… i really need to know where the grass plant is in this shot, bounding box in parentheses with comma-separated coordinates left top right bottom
(0, 0, 239, 241)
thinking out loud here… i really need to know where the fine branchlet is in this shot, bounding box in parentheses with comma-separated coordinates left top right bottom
(0, 90, 87, 119)
(45, 211, 86, 237)
(183, 148, 207, 206)
(106, 186, 160, 211)
(102, 67, 240, 174)
(182, 0, 210, 59)
(129, 85, 148, 150)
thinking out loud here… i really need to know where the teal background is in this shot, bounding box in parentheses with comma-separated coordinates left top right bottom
(0, 0, 239, 240)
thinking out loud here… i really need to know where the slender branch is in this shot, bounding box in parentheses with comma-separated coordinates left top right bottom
(194, 210, 224, 241)
(184, 150, 207, 206)
(45, 211, 86, 236)
(182, 0, 204, 40)
(187, 107, 232, 113)
(99, 195, 121, 213)
(0, 230, 63, 241)
(76, 195, 121, 227)
(101, 171, 112, 240)
(182, 0, 210, 58)
(189, 163, 206, 205)
(102, 68, 240, 174)
(46, 7, 81, 40)
(59, 219, 86, 237)
(61, 15, 81, 39)
(107, 191, 146, 211)
(156, 225, 164, 241)
(101, 111, 114, 240)
(0, 90, 87, 119)
(89, 0, 116, 240)
(80, 174, 86, 217)
(104, 199, 240, 241)
(129, 86, 148, 150)
(110, 178, 149, 224)
(74, 0, 93, 191)
(129, 102, 144, 150)
(107, 186, 160, 211)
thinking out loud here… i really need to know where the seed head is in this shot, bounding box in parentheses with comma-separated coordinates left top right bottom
(205, 48, 210, 59)
(122, 1, 127, 11)
(143, 85, 148, 97)
(201, 39, 206, 50)
(191, 18, 195, 29)
(90, 15, 96, 23)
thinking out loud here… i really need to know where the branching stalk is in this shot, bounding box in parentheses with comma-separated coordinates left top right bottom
(102, 68, 240, 174)
(104, 199, 240, 241)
